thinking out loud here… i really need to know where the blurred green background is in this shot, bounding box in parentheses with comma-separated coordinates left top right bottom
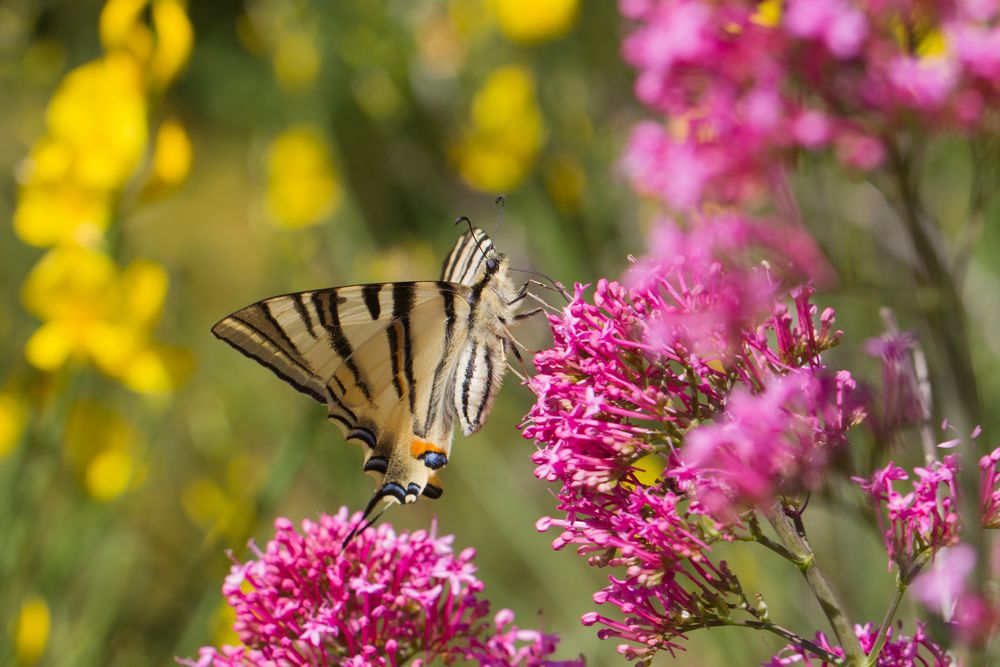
(2, 1, 999, 665)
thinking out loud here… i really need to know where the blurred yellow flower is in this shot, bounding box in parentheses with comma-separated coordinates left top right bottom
(451, 65, 544, 192)
(149, 118, 193, 190)
(490, 0, 579, 44)
(265, 125, 341, 229)
(100, 0, 149, 52)
(21, 247, 188, 393)
(0, 393, 27, 459)
(65, 400, 143, 501)
(45, 53, 148, 190)
(14, 595, 50, 664)
(750, 0, 782, 27)
(150, 0, 194, 86)
(100, 0, 193, 87)
(86, 447, 136, 501)
(13, 179, 111, 247)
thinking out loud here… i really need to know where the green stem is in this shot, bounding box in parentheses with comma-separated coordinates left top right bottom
(700, 618, 845, 664)
(866, 559, 926, 665)
(763, 503, 866, 665)
(747, 512, 799, 562)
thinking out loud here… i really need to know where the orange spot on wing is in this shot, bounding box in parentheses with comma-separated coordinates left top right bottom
(410, 438, 446, 459)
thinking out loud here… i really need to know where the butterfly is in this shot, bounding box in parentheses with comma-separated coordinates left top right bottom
(212, 222, 535, 539)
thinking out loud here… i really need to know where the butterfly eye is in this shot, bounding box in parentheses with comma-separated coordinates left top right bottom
(486, 258, 499, 272)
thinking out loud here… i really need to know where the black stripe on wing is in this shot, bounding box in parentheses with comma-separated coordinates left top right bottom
(393, 282, 417, 414)
(311, 290, 375, 403)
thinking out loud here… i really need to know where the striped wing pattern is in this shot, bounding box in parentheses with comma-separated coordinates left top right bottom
(212, 281, 472, 501)
(212, 228, 517, 517)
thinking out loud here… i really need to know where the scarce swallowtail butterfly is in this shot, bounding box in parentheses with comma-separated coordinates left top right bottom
(212, 223, 531, 540)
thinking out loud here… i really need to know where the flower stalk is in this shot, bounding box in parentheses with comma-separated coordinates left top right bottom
(762, 503, 866, 665)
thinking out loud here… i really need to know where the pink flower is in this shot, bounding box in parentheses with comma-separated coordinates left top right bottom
(785, 0, 868, 58)
(911, 544, 976, 610)
(911, 543, 1000, 647)
(792, 110, 832, 149)
(679, 370, 857, 518)
(522, 217, 859, 658)
(768, 623, 949, 666)
(619, 0, 1000, 209)
(980, 446, 1000, 527)
(888, 56, 958, 109)
(180, 510, 579, 667)
(855, 457, 961, 571)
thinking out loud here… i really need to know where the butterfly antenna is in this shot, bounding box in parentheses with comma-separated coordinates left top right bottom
(454, 215, 489, 261)
(341, 492, 390, 550)
(494, 195, 505, 237)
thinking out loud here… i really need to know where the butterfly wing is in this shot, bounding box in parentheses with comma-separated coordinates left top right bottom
(211, 280, 472, 501)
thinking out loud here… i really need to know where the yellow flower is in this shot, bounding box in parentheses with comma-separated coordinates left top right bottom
(65, 400, 142, 501)
(150, 0, 194, 86)
(265, 125, 341, 229)
(145, 118, 193, 193)
(0, 393, 28, 459)
(750, 0, 782, 27)
(100, 0, 194, 87)
(100, 0, 151, 54)
(14, 596, 50, 664)
(45, 54, 148, 190)
(22, 246, 119, 370)
(13, 179, 111, 248)
(20, 247, 188, 393)
(451, 65, 544, 192)
(490, 0, 579, 44)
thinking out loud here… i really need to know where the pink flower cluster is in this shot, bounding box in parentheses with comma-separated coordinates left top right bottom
(857, 444, 1000, 575)
(767, 622, 949, 666)
(522, 216, 860, 660)
(855, 455, 961, 571)
(620, 0, 1000, 208)
(677, 370, 858, 520)
(981, 447, 1000, 528)
(181, 509, 580, 667)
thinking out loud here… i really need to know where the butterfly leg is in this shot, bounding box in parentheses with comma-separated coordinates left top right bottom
(503, 336, 531, 382)
(509, 281, 529, 305)
(527, 278, 572, 303)
(513, 307, 544, 322)
(526, 290, 563, 314)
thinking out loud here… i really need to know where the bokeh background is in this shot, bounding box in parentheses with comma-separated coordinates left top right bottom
(2, 1, 999, 665)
